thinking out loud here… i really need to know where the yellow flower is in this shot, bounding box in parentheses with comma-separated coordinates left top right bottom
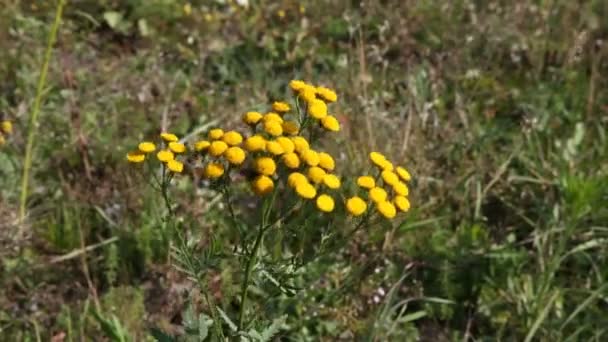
(321, 115, 340, 131)
(225, 147, 246, 165)
(272, 101, 291, 113)
(288, 172, 308, 188)
(295, 182, 317, 199)
(291, 136, 310, 153)
(252, 175, 274, 195)
(243, 111, 263, 125)
(265, 140, 285, 155)
(244, 135, 266, 152)
(263, 113, 284, 124)
(381, 160, 394, 171)
(167, 159, 184, 173)
(222, 131, 243, 146)
(357, 176, 375, 189)
(307, 166, 326, 184)
(396, 166, 412, 182)
(377, 201, 396, 219)
(393, 181, 409, 196)
(255, 157, 277, 176)
(208, 128, 224, 140)
(394, 196, 410, 212)
(127, 151, 145, 163)
(301, 149, 320, 166)
(169, 142, 186, 154)
(381, 170, 399, 186)
(289, 80, 307, 92)
(209, 141, 228, 156)
(276, 137, 295, 153)
(299, 85, 317, 103)
(1, 120, 12, 134)
(282, 121, 300, 135)
(160, 132, 179, 142)
(346, 196, 367, 216)
(316, 86, 338, 102)
(282, 152, 300, 169)
(322, 174, 341, 189)
(318, 152, 335, 171)
(369, 187, 388, 203)
(195, 140, 211, 151)
(0, 134, 4, 145)
(308, 99, 328, 119)
(204, 162, 225, 178)
(156, 149, 174, 162)
(316, 194, 335, 212)
(138, 141, 156, 153)
(183, 3, 192, 16)
(369, 152, 387, 168)
(264, 120, 283, 136)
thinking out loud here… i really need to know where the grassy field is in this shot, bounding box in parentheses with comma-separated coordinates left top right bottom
(1, 0, 607, 340)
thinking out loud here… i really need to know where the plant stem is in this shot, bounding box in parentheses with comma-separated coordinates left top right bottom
(238, 221, 266, 330)
(19, 0, 67, 227)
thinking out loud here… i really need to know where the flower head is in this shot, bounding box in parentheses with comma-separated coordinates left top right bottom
(1, 121, 13, 134)
(244, 135, 266, 152)
(301, 149, 319, 166)
(127, 151, 145, 163)
(208, 128, 224, 140)
(160, 132, 179, 142)
(291, 136, 310, 153)
(316, 194, 335, 212)
(209, 141, 228, 156)
(195, 140, 211, 151)
(222, 131, 243, 146)
(393, 181, 409, 196)
(288, 172, 308, 188)
(167, 159, 184, 173)
(318, 152, 335, 171)
(377, 201, 396, 219)
(369, 187, 388, 203)
(138, 142, 156, 153)
(394, 196, 410, 212)
(282, 152, 300, 169)
(381, 170, 399, 186)
(299, 85, 317, 103)
(289, 80, 307, 92)
(243, 111, 263, 125)
(264, 120, 283, 136)
(322, 174, 341, 189)
(295, 182, 317, 199)
(225, 147, 246, 165)
(272, 101, 291, 113)
(321, 115, 340, 131)
(204, 162, 225, 178)
(252, 175, 274, 195)
(276, 137, 295, 153)
(357, 176, 375, 189)
(307, 166, 326, 184)
(308, 99, 328, 119)
(282, 121, 299, 135)
(157, 149, 174, 162)
(396, 166, 411, 182)
(346, 196, 367, 216)
(169, 142, 187, 154)
(263, 113, 284, 124)
(265, 140, 285, 156)
(316, 86, 338, 102)
(255, 157, 277, 176)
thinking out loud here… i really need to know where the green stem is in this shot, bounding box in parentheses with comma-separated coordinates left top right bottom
(19, 0, 67, 226)
(238, 221, 266, 330)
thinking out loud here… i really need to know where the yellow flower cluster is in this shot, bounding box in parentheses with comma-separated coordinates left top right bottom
(0, 120, 12, 146)
(289, 80, 340, 132)
(346, 152, 412, 219)
(126, 132, 187, 173)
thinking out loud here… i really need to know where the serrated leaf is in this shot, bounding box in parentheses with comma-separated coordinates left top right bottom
(217, 307, 238, 332)
(259, 315, 287, 342)
(150, 328, 175, 342)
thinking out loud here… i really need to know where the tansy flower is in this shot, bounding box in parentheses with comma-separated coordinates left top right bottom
(255, 157, 276, 176)
(169, 142, 186, 153)
(299, 85, 317, 103)
(282, 121, 299, 135)
(381, 160, 394, 171)
(346, 196, 367, 216)
(167, 159, 184, 173)
(263, 113, 284, 124)
(289, 80, 307, 92)
(195, 140, 211, 151)
(288, 172, 308, 188)
(369, 187, 388, 203)
(393, 181, 409, 196)
(272, 101, 291, 113)
(265, 140, 285, 155)
(282, 153, 300, 169)
(301, 149, 319, 166)
(396, 166, 411, 182)
(208, 128, 224, 140)
(308, 99, 328, 119)
(157, 149, 174, 162)
(252, 175, 274, 195)
(127, 151, 145, 163)
(138, 142, 156, 153)
(243, 111, 263, 125)
(321, 115, 340, 131)
(316, 86, 338, 102)
(222, 131, 243, 146)
(264, 120, 283, 136)
(357, 176, 375, 189)
(204, 162, 225, 178)
(0, 135, 4, 145)
(381, 170, 399, 186)
(276, 137, 295, 153)
(160, 132, 179, 142)
(316, 194, 335, 212)
(291, 136, 309, 153)
(209, 141, 228, 156)
(377, 201, 397, 219)
(225, 147, 246, 165)
(1, 120, 12, 134)
(318, 152, 335, 171)
(322, 174, 341, 189)
(307, 166, 326, 184)
(295, 182, 316, 199)
(369, 152, 387, 168)
(244, 135, 266, 152)
(394, 196, 410, 212)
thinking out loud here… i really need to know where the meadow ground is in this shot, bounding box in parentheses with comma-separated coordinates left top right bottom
(0, 1, 607, 341)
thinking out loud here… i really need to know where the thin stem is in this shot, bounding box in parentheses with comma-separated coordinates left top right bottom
(19, 0, 67, 226)
(160, 166, 174, 218)
(237, 220, 266, 330)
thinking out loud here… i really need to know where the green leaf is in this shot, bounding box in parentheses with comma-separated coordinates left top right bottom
(103, 11, 123, 30)
(217, 307, 237, 332)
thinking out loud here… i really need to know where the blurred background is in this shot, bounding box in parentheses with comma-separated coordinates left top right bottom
(0, 0, 607, 340)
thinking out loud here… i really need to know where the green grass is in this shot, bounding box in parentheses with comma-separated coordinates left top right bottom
(1, 0, 607, 340)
